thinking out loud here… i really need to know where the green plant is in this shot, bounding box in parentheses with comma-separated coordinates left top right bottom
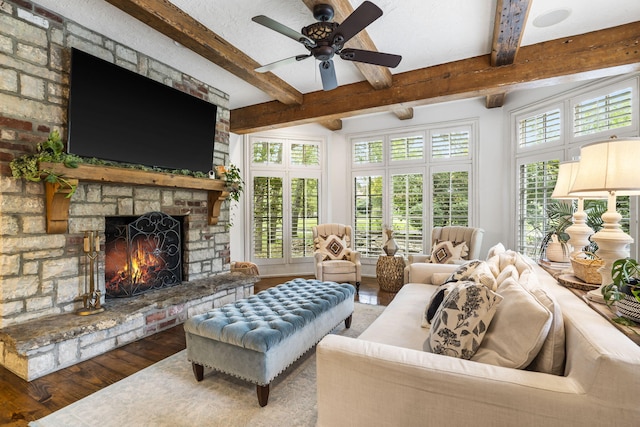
(537, 200, 607, 258)
(10, 130, 81, 196)
(602, 258, 640, 306)
(219, 163, 244, 203)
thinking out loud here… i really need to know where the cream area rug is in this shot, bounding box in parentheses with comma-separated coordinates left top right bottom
(30, 302, 385, 427)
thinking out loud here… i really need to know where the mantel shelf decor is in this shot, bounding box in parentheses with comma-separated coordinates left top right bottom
(39, 162, 229, 233)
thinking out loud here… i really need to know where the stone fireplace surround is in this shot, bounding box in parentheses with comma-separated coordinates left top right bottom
(0, 173, 256, 381)
(0, 0, 253, 380)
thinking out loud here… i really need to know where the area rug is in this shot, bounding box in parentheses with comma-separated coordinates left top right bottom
(30, 302, 385, 427)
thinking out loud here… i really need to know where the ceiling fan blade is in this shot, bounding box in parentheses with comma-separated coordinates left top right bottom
(255, 54, 312, 73)
(319, 60, 338, 91)
(252, 15, 316, 47)
(340, 48, 402, 68)
(332, 1, 382, 46)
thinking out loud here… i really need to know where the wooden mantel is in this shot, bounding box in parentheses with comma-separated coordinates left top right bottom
(39, 162, 229, 233)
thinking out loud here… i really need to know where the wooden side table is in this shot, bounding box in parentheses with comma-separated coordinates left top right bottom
(376, 255, 406, 292)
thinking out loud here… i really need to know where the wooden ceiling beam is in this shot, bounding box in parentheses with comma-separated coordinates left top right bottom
(231, 22, 640, 133)
(393, 108, 414, 120)
(103, 0, 303, 105)
(486, 0, 532, 107)
(319, 119, 343, 131)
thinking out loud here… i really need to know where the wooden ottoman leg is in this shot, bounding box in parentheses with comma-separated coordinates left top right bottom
(344, 314, 352, 329)
(257, 384, 270, 407)
(192, 362, 204, 381)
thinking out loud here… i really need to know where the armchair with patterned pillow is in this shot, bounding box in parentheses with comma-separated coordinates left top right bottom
(404, 226, 484, 283)
(313, 223, 361, 292)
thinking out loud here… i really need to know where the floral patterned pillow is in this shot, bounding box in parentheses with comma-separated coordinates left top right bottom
(425, 281, 502, 359)
(446, 260, 498, 291)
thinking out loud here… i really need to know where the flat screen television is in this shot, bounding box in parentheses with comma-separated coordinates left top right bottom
(67, 48, 217, 174)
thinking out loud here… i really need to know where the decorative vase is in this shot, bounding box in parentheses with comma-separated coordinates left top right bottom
(382, 229, 398, 256)
(546, 234, 569, 262)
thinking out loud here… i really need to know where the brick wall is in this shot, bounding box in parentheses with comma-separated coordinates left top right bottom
(0, 1, 232, 328)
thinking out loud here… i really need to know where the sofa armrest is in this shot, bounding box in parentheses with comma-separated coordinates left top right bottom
(408, 253, 431, 264)
(403, 262, 459, 284)
(317, 335, 582, 427)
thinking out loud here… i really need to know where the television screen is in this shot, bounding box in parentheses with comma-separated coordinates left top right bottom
(67, 48, 217, 174)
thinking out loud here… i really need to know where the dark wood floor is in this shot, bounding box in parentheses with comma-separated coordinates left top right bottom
(0, 276, 392, 426)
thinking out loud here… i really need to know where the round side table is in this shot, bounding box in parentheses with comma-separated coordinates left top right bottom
(376, 255, 406, 292)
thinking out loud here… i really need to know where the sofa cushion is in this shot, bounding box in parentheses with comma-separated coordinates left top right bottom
(527, 288, 566, 375)
(495, 264, 518, 286)
(431, 272, 451, 286)
(431, 240, 468, 264)
(472, 278, 552, 369)
(425, 281, 502, 359)
(317, 234, 349, 260)
(486, 242, 506, 259)
(446, 260, 497, 291)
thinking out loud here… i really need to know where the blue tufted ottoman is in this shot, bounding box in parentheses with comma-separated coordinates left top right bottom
(183, 278, 356, 406)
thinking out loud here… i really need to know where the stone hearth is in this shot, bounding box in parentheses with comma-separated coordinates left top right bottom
(0, 273, 258, 381)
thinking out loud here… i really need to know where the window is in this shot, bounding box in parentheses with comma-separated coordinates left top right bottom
(353, 139, 383, 164)
(513, 77, 639, 259)
(517, 159, 559, 257)
(290, 177, 318, 258)
(518, 109, 561, 148)
(250, 137, 322, 266)
(432, 170, 469, 227)
(253, 176, 283, 259)
(573, 87, 633, 137)
(390, 134, 423, 161)
(432, 130, 470, 158)
(351, 122, 476, 259)
(353, 174, 383, 258)
(391, 173, 424, 253)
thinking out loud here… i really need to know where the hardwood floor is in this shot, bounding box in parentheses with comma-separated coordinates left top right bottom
(0, 276, 392, 426)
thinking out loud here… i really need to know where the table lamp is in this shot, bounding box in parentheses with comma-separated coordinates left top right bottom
(551, 161, 606, 257)
(569, 137, 640, 302)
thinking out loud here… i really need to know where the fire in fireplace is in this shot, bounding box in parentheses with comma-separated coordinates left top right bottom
(104, 212, 183, 297)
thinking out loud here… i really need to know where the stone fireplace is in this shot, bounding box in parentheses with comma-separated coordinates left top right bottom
(0, 0, 257, 381)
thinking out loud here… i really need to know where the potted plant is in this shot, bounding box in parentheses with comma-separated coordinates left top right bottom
(215, 163, 244, 202)
(10, 130, 81, 196)
(602, 257, 640, 323)
(537, 200, 607, 260)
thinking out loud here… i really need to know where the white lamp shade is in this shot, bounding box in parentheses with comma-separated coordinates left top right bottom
(552, 161, 607, 199)
(570, 138, 640, 196)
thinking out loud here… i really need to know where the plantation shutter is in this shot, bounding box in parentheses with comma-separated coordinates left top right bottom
(390, 134, 424, 161)
(573, 87, 633, 137)
(518, 109, 561, 148)
(391, 173, 424, 254)
(517, 160, 559, 257)
(432, 170, 469, 227)
(431, 131, 470, 159)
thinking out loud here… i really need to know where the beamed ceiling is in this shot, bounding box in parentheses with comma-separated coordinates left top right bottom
(36, 0, 640, 133)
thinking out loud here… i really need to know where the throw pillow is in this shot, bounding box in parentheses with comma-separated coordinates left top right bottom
(431, 241, 469, 264)
(495, 264, 518, 287)
(472, 278, 553, 369)
(446, 260, 498, 291)
(486, 242, 506, 259)
(316, 234, 349, 260)
(527, 288, 566, 375)
(421, 282, 458, 327)
(424, 281, 502, 359)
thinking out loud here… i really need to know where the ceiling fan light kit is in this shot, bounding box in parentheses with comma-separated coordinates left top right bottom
(252, 1, 402, 91)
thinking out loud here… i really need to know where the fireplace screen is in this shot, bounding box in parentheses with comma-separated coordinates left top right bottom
(105, 212, 182, 298)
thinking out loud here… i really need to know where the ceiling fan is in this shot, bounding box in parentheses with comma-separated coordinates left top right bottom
(252, 1, 402, 91)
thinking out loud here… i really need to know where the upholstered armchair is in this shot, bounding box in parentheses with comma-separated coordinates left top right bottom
(407, 226, 485, 264)
(312, 223, 361, 292)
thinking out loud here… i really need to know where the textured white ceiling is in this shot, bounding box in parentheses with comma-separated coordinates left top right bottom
(32, 0, 640, 110)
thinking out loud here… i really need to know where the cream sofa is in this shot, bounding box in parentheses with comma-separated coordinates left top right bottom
(316, 248, 640, 427)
